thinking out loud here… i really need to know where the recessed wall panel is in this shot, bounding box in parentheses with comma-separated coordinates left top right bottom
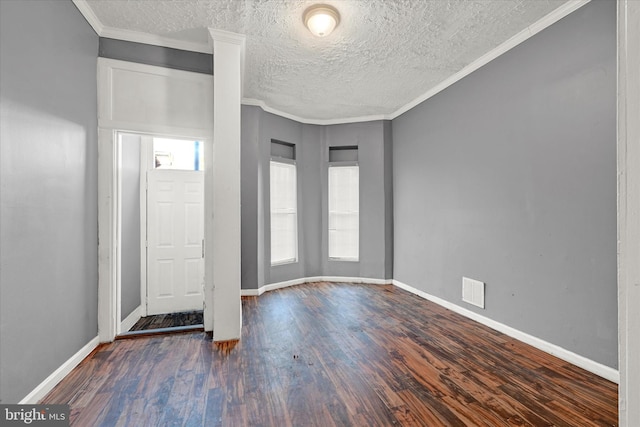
(184, 259, 202, 296)
(157, 260, 174, 297)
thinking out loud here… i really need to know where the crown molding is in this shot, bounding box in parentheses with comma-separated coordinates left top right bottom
(72, 0, 211, 53)
(72, 0, 104, 35)
(246, 0, 591, 125)
(390, 0, 591, 119)
(72, 0, 590, 125)
(208, 29, 247, 47)
(241, 98, 390, 126)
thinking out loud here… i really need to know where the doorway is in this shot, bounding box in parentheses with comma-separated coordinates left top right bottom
(117, 132, 205, 336)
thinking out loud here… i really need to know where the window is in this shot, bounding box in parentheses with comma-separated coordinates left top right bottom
(270, 160, 298, 265)
(328, 164, 359, 261)
(153, 137, 204, 170)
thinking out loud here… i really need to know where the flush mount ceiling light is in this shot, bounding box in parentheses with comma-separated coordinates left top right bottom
(303, 4, 340, 37)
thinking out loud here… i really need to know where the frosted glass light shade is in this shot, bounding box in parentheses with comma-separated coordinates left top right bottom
(304, 5, 340, 37)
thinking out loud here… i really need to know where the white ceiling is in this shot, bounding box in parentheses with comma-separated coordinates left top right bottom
(80, 0, 575, 123)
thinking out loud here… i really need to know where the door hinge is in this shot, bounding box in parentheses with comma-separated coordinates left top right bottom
(202, 239, 205, 258)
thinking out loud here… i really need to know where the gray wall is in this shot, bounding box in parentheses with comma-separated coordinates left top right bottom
(299, 124, 324, 279)
(321, 122, 393, 279)
(94, 34, 395, 290)
(0, 0, 99, 403)
(241, 107, 393, 288)
(258, 111, 306, 285)
(120, 134, 142, 321)
(241, 106, 262, 290)
(392, 0, 617, 368)
(0, 0, 614, 404)
(383, 121, 394, 278)
(99, 38, 213, 75)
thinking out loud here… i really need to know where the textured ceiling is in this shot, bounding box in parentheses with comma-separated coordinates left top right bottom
(84, 0, 570, 121)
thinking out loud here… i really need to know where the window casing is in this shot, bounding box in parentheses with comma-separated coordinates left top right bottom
(270, 159, 298, 265)
(328, 164, 359, 261)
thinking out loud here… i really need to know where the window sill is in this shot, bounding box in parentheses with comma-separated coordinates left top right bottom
(271, 260, 298, 267)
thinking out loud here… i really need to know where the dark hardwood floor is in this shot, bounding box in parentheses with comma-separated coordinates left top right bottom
(42, 282, 618, 426)
(128, 310, 204, 331)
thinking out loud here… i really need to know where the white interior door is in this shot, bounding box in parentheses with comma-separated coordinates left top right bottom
(147, 169, 204, 315)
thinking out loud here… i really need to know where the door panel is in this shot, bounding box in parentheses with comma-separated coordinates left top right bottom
(147, 169, 204, 315)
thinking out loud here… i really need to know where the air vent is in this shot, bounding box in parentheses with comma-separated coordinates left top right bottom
(462, 277, 485, 309)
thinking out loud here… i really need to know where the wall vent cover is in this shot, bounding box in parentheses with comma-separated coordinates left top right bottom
(462, 277, 485, 309)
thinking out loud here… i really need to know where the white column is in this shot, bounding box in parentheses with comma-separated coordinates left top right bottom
(97, 128, 118, 342)
(618, 1, 640, 425)
(206, 29, 245, 341)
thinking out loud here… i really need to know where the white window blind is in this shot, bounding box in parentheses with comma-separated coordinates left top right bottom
(328, 165, 359, 261)
(270, 160, 298, 265)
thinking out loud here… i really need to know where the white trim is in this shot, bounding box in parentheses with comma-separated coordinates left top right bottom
(74, 0, 589, 126)
(101, 27, 211, 54)
(392, 280, 619, 384)
(243, 276, 619, 384)
(100, 121, 213, 140)
(208, 29, 246, 47)
(322, 276, 391, 285)
(19, 336, 100, 404)
(97, 58, 214, 137)
(71, 0, 103, 35)
(240, 276, 392, 297)
(390, 0, 591, 120)
(246, 1, 590, 125)
(241, 98, 390, 126)
(209, 29, 246, 99)
(97, 58, 215, 343)
(98, 57, 212, 81)
(269, 160, 299, 266)
(617, 0, 640, 424)
(139, 136, 152, 318)
(115, 137, 123, 336)
(98, 128, 118, 343)
(241, 288, 263, 297)
(120, 305, 142, 334)
(101, 122, 213, 143)
(207, 28, 245, 341)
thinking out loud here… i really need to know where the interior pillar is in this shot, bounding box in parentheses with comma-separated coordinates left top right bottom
(618, 1, 640, 425)
(206, 29, 246, 341)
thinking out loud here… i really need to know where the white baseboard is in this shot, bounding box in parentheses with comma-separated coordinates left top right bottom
(240, 276, 392, 297)
(321, 276, 392, 285)
(19, 336, 100, 404)
(240, 288, 262, 297)
(392, 280, 619, 384)
(119, 305, 142, 334)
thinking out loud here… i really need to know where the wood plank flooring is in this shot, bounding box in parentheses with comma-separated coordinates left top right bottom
(41, 282, 618, 426)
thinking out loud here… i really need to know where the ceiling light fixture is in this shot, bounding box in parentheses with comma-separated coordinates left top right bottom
(303, 4, 340, 37)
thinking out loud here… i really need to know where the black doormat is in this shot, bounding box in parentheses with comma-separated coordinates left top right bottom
(129, 310, 204, 331)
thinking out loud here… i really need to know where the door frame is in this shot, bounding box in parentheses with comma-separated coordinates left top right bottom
(617, 1, 640, 424)
(99, 32, 245, 342)
(139, 135, 151, 318)
(97, 57, 215, 342)
(139, 136, 206, 317)
(99, 128, 212, 340)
